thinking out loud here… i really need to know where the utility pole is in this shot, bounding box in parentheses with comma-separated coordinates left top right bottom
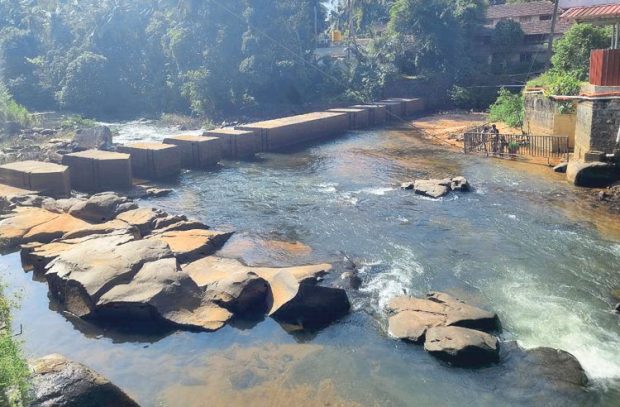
(545, 0, 560, 70)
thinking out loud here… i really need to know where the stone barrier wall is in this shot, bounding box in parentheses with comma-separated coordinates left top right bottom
(118, 143, 181, 179)
(327, 108, 370, 129)
(0, 161, 70, 197)
(204, 128, 260, 159)
(163, 135, 222, 168)
(574, 99, 620, 160)
(524, 93, 577, 149)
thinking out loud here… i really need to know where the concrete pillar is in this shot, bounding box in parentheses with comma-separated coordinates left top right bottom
(327, 108, 370, 129)
(0, 161, 70, 197)
(62, 150, 132, 192)
(117, 142, 181, 179)
(203, 128, 260, 159)
(163, 135, 222, 168)
(351, 104, 387, 126)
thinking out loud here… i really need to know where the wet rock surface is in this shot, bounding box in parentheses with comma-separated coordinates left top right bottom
(387, 292, 500, 366)
(424, 326, 500, 366)
(401, 177, 470, 198)
(567, 161, 618, 188)
(29, 353, 139, 407)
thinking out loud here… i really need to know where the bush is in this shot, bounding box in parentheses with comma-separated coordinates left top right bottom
(0, 83, 32, 128)
(527, 71, 582, 96)
(488, 88, 523, 128)
(0, 283, 29, 407)
(551, 24, 611, 81)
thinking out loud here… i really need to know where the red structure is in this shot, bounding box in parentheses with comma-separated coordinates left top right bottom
(590, 49, 620, 86)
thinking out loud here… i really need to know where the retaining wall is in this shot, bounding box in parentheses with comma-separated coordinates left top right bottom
(524, 93, 576, 149)
(574, 98, 620, 160)
(236, 112, 349, 151)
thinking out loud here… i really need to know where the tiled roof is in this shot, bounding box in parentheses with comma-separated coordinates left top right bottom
(562, 3, 620, 20)
(520, 19, 573, 35)
(487, 1, 558, 19)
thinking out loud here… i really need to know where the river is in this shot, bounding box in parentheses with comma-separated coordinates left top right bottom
(2, 122, 619, 406)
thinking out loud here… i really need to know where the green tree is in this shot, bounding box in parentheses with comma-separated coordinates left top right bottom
(551, 23, 611, 81)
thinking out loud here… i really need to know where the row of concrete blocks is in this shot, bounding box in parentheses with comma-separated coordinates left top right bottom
(0, 98, 425, 196)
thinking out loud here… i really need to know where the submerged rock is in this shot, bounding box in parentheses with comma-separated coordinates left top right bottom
(424, 326, 499, 366)
(29, 353, 139, 407)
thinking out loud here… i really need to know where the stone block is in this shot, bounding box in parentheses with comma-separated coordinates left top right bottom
(351, 104, 387, 126)
(383, 98, 425, 117)
(117, 143, 181, 180)
(237, 112, 349, 151)
(163, 135, 222, 168)
(327, 108, 370, 129)
(377, 100, 403, 121)
(203, 128, 260, 159)
(0, 161, 70, 197)
(62, 150, 132, 192)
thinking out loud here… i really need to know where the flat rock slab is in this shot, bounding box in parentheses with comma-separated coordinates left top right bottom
(29, 354, 139, 407)
(149, 229, 233, 263)
(0, 207, 91, 249)
(62, 149, 132, 192)
(387, 292, 497, 342)
(424, 326, 499, 366)
(68, 192, 137, 223)
(118, 142, 181, 180)
(0, 160, 70, 197)
(413, 179, 450, 199)
(163, 135, 222, 168)
(204, 128, 260, 159)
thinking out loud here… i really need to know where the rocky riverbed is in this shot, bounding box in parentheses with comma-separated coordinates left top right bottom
(1, 122, 618, 406)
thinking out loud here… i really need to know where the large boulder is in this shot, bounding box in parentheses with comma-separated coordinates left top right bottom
(46, 236, 174, 318)
(97, 258, 232, 331)
(61, 220, 139, 240)
(386, 292, 498, 342)
(567, 161, 618, 188)
(73, 126, 113, 151)
(148, 229, 233, 263)
(115, 207, 164, 237)
(29, 353, 139, 407)
(424, 326, 499, 366)
(68, 193, 137, 223)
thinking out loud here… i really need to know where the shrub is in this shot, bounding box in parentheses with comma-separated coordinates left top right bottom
(488, 88, 523, 128)
(551, 24, 611, 81)
(0, 283, 29, 406)
(0, 83, 32, 128)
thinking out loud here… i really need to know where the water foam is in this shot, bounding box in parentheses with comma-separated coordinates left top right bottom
(359, 244, 425, 313)
(489, 270, 620, 380)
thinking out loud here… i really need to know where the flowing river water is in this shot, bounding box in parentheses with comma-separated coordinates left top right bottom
(2, 122, 619, 406)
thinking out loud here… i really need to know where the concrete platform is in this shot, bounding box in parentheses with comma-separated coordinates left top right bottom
(351, 104, 387, 126)
(0, 160, 70, 197)
(327, 108, 370, 129)
(377, 100, 403, 121)
(383, 98, 425, 117)
(237, 112, 349, 151)
(163, 135, 222, 168)
(117, 142, 181, 179)
(62, 150, 132, 192)
(204, 128, 260, 159)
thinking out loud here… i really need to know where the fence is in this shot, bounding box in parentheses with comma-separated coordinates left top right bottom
(464, 130, 569, 164)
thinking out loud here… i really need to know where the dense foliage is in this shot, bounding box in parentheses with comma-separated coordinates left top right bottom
(0, 0, 343, 119)
(551, 23, 611, 81)
(0, 283, 29, 407)
(488, 88, 523, 128)
(0, 82, 31, 128)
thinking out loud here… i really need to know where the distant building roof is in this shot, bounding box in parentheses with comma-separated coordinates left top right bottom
(562, 3, 620, 21)
(487, 1, 558, 19)
(520, 19, 573, 35)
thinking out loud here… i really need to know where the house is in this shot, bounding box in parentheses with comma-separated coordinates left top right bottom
(480, 1, 573, 67)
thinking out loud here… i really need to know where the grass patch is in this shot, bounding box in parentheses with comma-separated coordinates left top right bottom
(0, 283, 30, 407)
(60, 115, 97, 129)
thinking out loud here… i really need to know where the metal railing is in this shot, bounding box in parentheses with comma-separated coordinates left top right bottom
(464, 131, 570, 164)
